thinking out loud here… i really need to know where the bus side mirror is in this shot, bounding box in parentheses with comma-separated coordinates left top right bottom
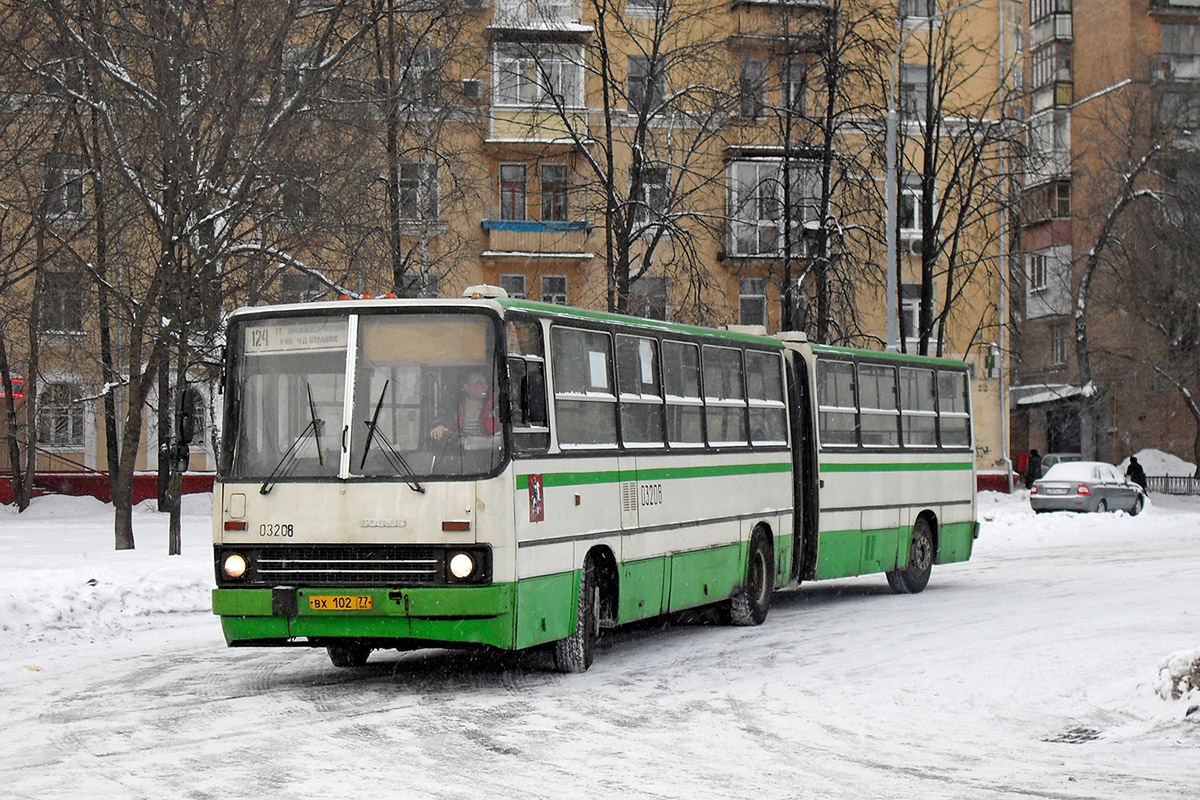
(177, 387, 199, 447)
(523, 372, 547, 426)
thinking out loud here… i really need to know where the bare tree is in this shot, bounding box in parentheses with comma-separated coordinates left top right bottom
(890, 11, 1023, 357)
(16, 0, 379, 549)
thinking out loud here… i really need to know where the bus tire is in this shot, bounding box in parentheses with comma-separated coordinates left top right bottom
(327, 643, 371, 668)
(553, 555, 598, 673)
(730, 530, 774, 626)
(887, 518, 934, 595)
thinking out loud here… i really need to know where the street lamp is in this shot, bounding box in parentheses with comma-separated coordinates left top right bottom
(885, 0, 990, 351)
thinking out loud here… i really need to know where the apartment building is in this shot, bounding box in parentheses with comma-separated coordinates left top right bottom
(1013, 0, 1200, 465)
(1, 0, 1016, 484)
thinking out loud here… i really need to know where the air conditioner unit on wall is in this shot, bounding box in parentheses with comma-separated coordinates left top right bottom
(904, 237, 924, 256)
(461, 79, 483, 101)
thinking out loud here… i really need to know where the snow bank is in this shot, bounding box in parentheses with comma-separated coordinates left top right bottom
(1155, 647, 1200, 703)
(0, 494, 214, 651)
(1119, 448, 1196, 477)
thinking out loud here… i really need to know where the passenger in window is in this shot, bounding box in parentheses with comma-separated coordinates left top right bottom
(431, 371, 498, 440)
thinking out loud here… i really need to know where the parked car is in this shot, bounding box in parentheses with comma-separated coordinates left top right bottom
(1030, 461, 1146, 515)
(1038, 452, 1083, 478)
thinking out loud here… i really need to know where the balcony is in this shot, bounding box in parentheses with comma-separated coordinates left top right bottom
(1157, 53, 1200, 82)
(1031, 80, 1073, 112)
(490, 0, 589, 34)
(728, 1, 830, 50)
(1150, 0, 1200, 10)
(488, 107, 588, 143)
(1030, 12, 1072, 47)
(481, 219, 594, 260)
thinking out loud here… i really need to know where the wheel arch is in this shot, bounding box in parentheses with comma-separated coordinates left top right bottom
(585, 544, 619, 627)
(915, 509, 939, 561)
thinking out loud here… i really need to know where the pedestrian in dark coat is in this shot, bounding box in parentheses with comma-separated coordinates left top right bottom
(1025, 449, 1042, 490)
(1126, 455, 1148, 492)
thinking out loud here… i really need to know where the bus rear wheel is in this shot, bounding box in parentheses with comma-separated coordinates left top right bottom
(729, 530, 774, 626)
(327, 643, 371, 668)
(553, 555, 598, 673)
(887, 518, 934, 594)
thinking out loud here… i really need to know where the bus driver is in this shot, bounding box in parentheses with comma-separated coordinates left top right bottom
(431, 370, 498, 441)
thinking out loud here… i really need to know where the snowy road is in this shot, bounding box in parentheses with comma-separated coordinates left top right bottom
(2, 492, 1198, 799)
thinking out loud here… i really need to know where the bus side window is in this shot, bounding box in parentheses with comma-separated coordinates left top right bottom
(507, 318, 549, 453)
(816, 359, 857, 447)
(937, 370, 971, 447)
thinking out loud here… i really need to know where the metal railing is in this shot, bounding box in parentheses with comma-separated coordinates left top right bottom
(1146, 475, 1200, 495)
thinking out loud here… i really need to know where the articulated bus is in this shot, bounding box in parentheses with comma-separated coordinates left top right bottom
(211, 289, 978, 671)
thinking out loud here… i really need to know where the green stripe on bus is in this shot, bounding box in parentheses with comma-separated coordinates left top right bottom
(819, 461, 972, 473)
(515, 461, 790, 490)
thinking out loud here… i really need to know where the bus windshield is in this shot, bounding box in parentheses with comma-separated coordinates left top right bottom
(227, 311, 504, 482)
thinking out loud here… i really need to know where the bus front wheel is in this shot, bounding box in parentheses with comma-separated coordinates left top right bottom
(327, 642, 371, 668)
(553, 555, 598, 673)
(887, 518, 934, 595)
(729, 530, 774, 626)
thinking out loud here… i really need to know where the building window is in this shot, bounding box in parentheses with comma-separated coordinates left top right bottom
(899, 64, 930, 120)
(44, 155, 85, 219)
(728, 159, 820, 257)
(1029, 253, 1048, 292)
(626, 0, 666, 15)
(780, 59, 808, 116)
(739, 59, 766, 119)
(898, 186, 922, 233)
(500, 274, 527, 299)
(280, 165, 320, 223)
(1047, 180, 1070, 217)
(1030, 0, 1071, 24)
(632, 166, 668, 225)
(280, 46, 312, 96)
(401, 47, 443, 103)
(494, 43, 583, 107)
(541, 164, 569, 222)
(629, 276, 668, 320)
(281, 272, 324, 303)
(1031, 42, 1072, 88)
(541, 275, 568, 305)
(399, 162, 439, 220)
(627, 55, 665, 113)
(500, 163, 527, 220)
(900, 283, 938, 344)
(37, 383, 85, 448)
(1162, 23, 1200, 57)
(39, 270, 84, 333)
(739, 278, 767, 327)
(1050, 322, 1068, 366)
(899, 0, 937, 18)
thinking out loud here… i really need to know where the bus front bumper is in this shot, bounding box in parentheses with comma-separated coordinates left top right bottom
(212, 584, 516, 650)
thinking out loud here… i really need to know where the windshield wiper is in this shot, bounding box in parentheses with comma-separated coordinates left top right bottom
(260, 382, 325, 495)
(359, 381, 425, 494)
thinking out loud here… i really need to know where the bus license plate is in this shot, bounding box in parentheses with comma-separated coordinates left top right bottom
(308, 595, 373, 611)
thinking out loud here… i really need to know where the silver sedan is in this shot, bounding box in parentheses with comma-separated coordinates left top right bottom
(1030, 461, 1146, 515)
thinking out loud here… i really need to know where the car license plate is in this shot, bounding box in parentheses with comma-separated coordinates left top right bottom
(1042, 487, 1068, 495)
(308, 595, 373, 611)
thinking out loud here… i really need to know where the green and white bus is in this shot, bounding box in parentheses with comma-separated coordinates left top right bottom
(211, 289, 977, 671)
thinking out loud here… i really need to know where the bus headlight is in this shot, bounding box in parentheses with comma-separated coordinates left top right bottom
(449, 552, 475, 580)
(223, 553, 248, 580)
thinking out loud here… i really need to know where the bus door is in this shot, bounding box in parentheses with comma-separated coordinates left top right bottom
(785, 351, 819, 582)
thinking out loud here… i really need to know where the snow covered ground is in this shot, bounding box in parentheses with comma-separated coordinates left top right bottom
(2, 489, 1198, 799)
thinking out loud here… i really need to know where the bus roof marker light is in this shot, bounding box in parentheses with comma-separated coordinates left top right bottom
(462, 284, 508, 299)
